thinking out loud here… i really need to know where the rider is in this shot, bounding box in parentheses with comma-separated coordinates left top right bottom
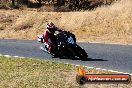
(42, 22, 63, 55)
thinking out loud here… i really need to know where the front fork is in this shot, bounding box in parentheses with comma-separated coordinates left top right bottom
(40, 44, 50, 53)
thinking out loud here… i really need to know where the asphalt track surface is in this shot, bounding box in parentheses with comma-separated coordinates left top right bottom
(0, 39, 132, 74)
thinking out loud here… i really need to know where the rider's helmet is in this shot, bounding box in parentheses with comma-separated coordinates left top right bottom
(46, 22, 56, 33)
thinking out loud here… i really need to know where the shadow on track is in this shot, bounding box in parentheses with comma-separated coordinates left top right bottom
(86, 58, 108, 61)
(57, 56, 108, 61)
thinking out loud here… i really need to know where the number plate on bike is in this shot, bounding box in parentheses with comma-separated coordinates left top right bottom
(67, 36, 75, 44)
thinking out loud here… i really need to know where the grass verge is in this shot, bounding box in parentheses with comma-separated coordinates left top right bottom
(0, 56, 131, 88)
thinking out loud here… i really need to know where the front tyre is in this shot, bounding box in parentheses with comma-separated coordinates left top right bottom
(75, 45, 88, 61)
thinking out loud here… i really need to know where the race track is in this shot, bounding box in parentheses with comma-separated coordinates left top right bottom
(0, 39, 132, 74)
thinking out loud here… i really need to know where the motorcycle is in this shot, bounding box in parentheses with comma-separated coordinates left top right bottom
(37, 31, 88, 60)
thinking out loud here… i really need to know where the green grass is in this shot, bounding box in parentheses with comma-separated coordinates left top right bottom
(0, 56, 76, 88)
(0, 56, 131, 88)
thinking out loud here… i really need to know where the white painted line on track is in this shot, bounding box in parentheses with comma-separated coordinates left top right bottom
(85, 67, 94, 69)
(108, 70, 116, 72)
(14, 56, 19, 58)
(108, 70, 119, 73)
(102, 69, 107, 71)
(96, 68, 101, 70)
(4, 55, 11, 57)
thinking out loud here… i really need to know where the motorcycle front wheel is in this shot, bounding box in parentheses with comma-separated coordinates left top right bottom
(74, 45, 88, 61)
